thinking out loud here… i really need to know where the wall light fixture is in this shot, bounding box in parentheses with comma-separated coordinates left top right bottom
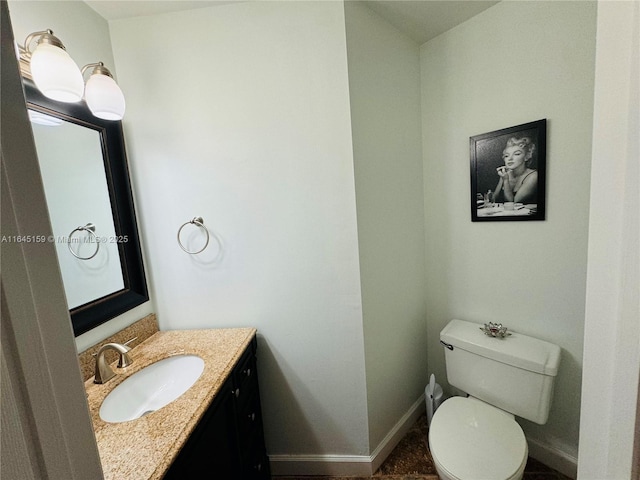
(82, 63, 126, 120)
(19, 29, 126, 120)
(20, 29, 84, 103)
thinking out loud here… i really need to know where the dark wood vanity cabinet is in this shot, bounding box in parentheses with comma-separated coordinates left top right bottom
(164, 337, 270, 479)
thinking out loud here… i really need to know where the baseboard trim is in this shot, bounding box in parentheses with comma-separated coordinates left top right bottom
(269, 454, 373, 477)
(269, 394, 426, 476)
(269, 396, 578, 479)
(527, 435, 578, 479)
(369, 393, 426, 472)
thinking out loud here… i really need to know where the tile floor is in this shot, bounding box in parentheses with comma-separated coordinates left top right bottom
(273, 415, 572, 480)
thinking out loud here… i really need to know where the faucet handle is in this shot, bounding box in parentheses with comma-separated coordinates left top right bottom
(117, 350, 133, 368)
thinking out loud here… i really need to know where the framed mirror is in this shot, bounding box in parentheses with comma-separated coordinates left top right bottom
(24, 79, 148, 336)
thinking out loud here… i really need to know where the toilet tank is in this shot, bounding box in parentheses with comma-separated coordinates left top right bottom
(440, 319, 561, 425)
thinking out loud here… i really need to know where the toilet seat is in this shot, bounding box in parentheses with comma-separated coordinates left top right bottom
(428, 396, 528, 480)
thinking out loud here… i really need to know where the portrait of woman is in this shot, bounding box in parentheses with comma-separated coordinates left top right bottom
(493, 136, 538, 204)
(470, 119, 546, 221)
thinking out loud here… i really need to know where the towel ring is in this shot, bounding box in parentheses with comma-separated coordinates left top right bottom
(68, 223, 100, 260)
(177, 216, 210, 254)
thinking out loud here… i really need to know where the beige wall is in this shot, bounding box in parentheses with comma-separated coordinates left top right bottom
(420, 1, 597, 473)
(344, 2, 427, 451)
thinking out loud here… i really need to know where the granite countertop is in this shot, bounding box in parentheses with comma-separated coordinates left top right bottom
(84, 328, 257, 480)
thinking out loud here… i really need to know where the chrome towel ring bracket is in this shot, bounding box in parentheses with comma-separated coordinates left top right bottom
(177, 217, 210, 255)
(68, 223, 100, 260)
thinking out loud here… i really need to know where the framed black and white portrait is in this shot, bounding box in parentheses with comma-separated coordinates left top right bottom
(470, 119, 546, 222)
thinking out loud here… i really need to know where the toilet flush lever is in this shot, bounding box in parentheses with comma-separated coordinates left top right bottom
(440, 340, 454, 351)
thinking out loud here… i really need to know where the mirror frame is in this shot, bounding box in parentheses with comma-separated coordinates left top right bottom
(24, 79, 149, 336)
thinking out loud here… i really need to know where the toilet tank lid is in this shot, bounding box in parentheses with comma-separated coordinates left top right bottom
(441, 319, 561, 376)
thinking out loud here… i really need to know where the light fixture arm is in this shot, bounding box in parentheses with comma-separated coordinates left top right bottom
(22, 29, 66, 56)
(81, 62, 114, 79)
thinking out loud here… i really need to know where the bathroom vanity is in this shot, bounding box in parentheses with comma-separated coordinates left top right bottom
(84, 328, 270, 480)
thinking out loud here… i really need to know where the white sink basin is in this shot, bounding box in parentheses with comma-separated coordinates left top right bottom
(99, 354, 205, 423)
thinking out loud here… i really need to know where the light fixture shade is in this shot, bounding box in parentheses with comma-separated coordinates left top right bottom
(30, 43, 84, 103)
(85, 73, 126, 121)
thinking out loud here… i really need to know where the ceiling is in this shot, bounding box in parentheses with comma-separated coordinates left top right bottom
(363, 1, 498, 44)
(84, 1, 233, 21)
(84, 0, 499, 45)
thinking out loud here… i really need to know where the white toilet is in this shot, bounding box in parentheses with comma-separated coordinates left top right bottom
(428, 319, 561, 480)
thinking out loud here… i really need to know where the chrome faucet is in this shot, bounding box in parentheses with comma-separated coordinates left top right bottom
(94, 342, 134, 384)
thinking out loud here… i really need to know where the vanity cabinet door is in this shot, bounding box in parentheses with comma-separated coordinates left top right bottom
(163, 380, 240, 479)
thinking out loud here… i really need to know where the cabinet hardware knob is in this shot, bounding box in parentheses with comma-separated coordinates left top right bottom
(249, 412, 256, 421)
(244, 368, 251, 377)
(254, 463, 262, 471)
(234, 388, 240, 398)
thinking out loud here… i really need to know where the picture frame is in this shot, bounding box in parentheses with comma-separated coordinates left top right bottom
(470, 119, 546, 222)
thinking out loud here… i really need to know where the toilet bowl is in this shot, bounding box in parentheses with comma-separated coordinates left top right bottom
(428, 396, 528, 480)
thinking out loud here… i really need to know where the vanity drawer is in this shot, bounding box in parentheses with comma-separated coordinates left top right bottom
(232, 342, 260, 412)
(233, 337, 257, 388)
(238, 394, 263, 436)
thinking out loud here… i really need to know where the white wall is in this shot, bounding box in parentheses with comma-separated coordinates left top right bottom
(109, 0, 370, 458)
(420, 1, 596, 474)
(344, 2, 427, 451)
(8, 0, 154, 352)
(578, 1, 640, 477)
